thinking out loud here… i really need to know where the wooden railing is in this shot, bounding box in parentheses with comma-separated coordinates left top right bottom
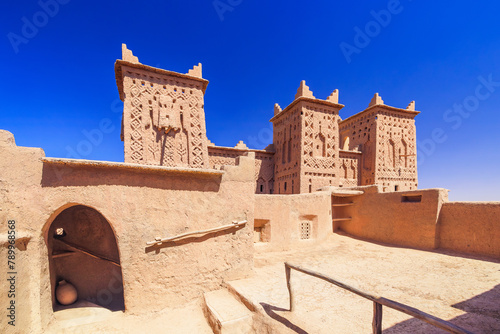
(284, 262, 474, 334)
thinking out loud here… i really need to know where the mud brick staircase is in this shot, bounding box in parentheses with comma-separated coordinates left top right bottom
(203, 289, 254, 334)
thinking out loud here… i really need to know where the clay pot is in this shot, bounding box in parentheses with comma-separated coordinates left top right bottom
(56, 280, 77, 305)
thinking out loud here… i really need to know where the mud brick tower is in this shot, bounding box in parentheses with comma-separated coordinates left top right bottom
(115, 45, 210, 168)
(115, 44, 419, 193)
(339, 94, 419, 192)
(271, 81, 344, 194)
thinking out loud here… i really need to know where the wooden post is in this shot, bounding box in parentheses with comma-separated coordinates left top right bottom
(372, 302, 382, 334)
(285, 264, 293, 311)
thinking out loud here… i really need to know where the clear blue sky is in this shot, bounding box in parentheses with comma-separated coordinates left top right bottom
(1, 1, 499, 201)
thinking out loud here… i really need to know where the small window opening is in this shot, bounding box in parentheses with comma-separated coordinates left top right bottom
(402, 195, 422, 203)
(300, 222, 311, 240)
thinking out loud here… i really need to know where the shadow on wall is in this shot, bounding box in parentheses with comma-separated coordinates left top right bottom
(384, 284, 500, 333)
(41, 163, 222, 192)
(145, 224, 246, 254)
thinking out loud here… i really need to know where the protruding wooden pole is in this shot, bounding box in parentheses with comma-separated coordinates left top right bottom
(285, 264, 293, 311)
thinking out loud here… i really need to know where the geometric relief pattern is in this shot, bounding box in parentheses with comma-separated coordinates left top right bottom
(129, 83, 143, 163)
(304, 157, 336, 169)
(209, 156, 237, 167)
(303, 109, 337, 171)
(337, 108, 418, 191)
(122, 70, 208, 168)
(374, 113, 418, 192)
(340, 158, 358, 180)
(377, 114, 417, 181)
(189, 98, 204, 168)
(303, 111, 314, 157)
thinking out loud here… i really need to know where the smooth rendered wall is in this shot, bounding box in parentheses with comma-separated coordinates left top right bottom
(337, 186, 448, 250)
(254, 191, 332, 252)
(0, 132, 48, 333)
(438, 202, 500, 259)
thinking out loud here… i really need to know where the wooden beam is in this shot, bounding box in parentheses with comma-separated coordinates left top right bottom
(332, 218, 352, 222)
(51, 251, 75, 259)
(53, 238, 120, 267)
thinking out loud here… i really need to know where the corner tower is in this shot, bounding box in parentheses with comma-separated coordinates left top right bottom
(339, 93, 419, 191)
(115, 44, 210, 168)
(271, 81, 344, 194)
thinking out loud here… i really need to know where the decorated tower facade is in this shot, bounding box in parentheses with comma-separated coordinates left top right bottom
(339, 93, 419, 192)
(271, 81, 344, 194)
(115, 44, 210, 168)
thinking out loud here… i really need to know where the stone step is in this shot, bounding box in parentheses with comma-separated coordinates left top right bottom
(53, 300, 121, 329)
(203, 289, 254, 334)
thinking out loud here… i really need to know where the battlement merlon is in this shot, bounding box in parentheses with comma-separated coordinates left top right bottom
(114, 45, 210, 167)
(115, 46, 209, 101)
(115, 61, 209, 101)
(339, 103, 420, 126)
(270, 97, 345, 123)
(271, 81, 344, 123)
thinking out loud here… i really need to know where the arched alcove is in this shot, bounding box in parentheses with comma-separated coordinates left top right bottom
(256, 177, 266, 193)
(342, 136, 350, 150)
(46, 205, 125, 312)
(314, 133, 326, 157)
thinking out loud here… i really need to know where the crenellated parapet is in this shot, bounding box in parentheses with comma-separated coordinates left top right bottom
(339, 93, 419, 191)
(115, 44, 210, 168)
(114, 45, 420, 193)
(271, 81, 344, 194)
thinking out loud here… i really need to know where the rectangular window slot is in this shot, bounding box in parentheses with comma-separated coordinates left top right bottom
(254, 219, 271, 242)
(332, 203, 354, 207)
(402, 195, 422, 203)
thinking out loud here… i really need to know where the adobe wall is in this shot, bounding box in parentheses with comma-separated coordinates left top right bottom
(437, 202, 500, 259)
(208, 146, 275, 194)
(0, 131, 255, 332)
(0, 132, 49, 333)
(336, 186, 448, 250)
(253, 192, 332, 252)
